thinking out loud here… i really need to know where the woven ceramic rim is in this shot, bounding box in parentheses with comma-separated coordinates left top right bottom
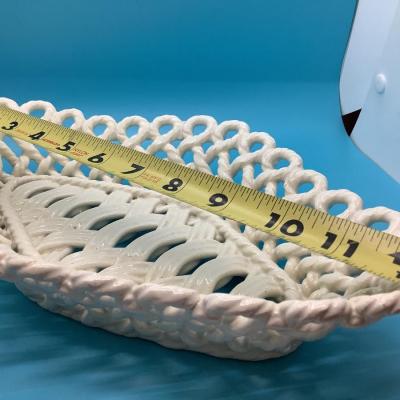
(0, 97, 399, 360)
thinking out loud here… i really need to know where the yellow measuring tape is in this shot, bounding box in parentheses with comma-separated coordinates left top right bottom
(0, 107, 399, 281)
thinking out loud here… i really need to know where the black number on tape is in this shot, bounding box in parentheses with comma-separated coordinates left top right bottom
(29, 131, 46, 140)
(321, 231, 337, 249)
(265, 212, 280, 228)
(208, 193, 229, 207)
(280, 219, 304, 237)
(162, 178, 183, 192)
(56, 141, 76, 151)
(264, 212, 303, 236)
(88, 153, 106, 163)
(343, 239, 359, 258)
(265, 212, 360, 257)
(1, 121, 18, 131)
(390, 252, 400, 266)
(121, 163, 145, 174)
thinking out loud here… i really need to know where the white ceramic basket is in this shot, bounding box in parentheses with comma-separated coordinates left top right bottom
(0, 97, 399, 361)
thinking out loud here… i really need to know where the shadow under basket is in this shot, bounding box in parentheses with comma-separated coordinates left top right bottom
(0, 97, 399, 361)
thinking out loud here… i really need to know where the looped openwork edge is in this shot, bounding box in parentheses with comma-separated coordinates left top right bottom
(0, 97, 399, 360)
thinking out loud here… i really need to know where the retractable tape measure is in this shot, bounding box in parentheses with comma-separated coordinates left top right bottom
(1, 107, 399, 281)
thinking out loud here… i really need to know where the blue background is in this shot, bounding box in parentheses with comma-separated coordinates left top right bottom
(1, 1, 400, 399)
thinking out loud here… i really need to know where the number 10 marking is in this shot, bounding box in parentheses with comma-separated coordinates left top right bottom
(265, 212, 360, 258)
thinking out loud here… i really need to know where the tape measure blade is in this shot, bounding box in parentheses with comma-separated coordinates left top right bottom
(0, 106, 399, 282)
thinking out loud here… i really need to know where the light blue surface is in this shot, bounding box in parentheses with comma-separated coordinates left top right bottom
(1, 1, 400, 399)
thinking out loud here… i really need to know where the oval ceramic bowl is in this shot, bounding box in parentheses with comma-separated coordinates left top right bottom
(0, 97, 399, 360)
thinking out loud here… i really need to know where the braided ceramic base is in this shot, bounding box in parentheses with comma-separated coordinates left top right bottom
(0, 97, 399, 360)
